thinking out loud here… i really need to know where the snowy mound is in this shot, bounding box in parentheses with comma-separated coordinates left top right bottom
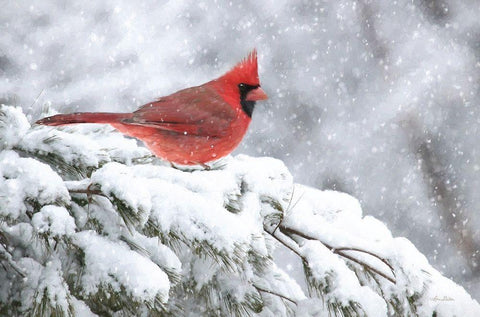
(0, 105, 478, 316)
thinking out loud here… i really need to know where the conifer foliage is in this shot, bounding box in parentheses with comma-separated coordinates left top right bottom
(0, 105, 478, 316)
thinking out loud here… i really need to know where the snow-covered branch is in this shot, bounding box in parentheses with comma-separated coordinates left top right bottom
(0, 105, 478, 316)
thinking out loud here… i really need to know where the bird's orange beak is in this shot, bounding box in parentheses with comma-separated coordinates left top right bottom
(245, 87, 268, 101)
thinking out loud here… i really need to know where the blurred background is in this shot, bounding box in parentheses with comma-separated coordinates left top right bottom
(1, 0, 479, 300)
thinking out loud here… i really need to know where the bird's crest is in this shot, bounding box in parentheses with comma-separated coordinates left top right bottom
(221, 49, 260, 86)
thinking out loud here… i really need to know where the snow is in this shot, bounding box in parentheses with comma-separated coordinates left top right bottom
(130, 232, 182, 281)
(284, 185, 393, 251)
(301, 240, 387, 316)
(70, 298, 97, 317)
(73, 230, 170, 302)
(22, 124, 151, 170)
(0, 106, 30, 150)
(89, 162, 153, 228)
(7, 257, 72, 316)
(81, 156, 291, 260)
(32, 205, 76, 237)
(0, 150, 70, 220)
(0, 105, 479, 315)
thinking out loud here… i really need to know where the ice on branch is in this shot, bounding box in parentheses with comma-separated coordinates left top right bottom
(0, 105, 478, 316)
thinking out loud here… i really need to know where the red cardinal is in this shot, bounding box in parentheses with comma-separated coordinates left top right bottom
(36, 50, 267, 166)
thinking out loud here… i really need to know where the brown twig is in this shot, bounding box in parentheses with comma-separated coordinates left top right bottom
(264, 228, 303, 259)
(334, 247, 395, 278)
(272, 186, 305, 236)
(68, 188, 105, 196)
(253, 284, 297, 305)
(278, 226, 396, 284)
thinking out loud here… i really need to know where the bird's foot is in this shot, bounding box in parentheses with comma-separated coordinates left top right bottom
(169, 161, 227, 172)
(169, 162, 203, 172)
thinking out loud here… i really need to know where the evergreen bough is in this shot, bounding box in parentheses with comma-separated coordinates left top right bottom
(0, 105, 478, 316)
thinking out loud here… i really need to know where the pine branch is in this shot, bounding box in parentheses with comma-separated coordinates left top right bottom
(14, 145, 91, 180)
(68, 184, 143, 233)
(265, 223, 396, 316)
(0, 244, 26, 278)
(279, 225, 396, 284)
(144, 218, 248, 274)
(120, 235, 182, 285)
(30, 287, 74, 317)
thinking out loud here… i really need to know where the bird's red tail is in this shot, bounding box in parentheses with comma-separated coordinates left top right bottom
(36, 112, 132, 126)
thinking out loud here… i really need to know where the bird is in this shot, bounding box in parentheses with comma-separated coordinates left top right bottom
(36, 50, 267, 166)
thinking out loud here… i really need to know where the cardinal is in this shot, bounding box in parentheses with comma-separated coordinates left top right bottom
(36, 50, 267, 166)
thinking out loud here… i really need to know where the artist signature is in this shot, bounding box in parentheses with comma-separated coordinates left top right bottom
(431, 295, 455, 302)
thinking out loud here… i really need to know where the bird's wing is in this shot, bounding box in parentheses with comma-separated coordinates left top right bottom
(123, 85, 237, 137)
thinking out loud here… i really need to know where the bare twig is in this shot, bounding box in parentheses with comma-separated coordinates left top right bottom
(272, 186, 305, 235)
(331, 250, 396, 284)
(253, 284, 297, 305)
(30, 89, 45, 109)
(279, 226, 396, 284)
(264, 227, 303, 258)
(334, 247, 395, 278)
(68, 188, 105, 197)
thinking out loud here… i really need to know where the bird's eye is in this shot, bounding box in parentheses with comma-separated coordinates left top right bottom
(238, 83, 246, 90)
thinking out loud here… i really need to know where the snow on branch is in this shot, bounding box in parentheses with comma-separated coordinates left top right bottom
(0, 105, 478, 316)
